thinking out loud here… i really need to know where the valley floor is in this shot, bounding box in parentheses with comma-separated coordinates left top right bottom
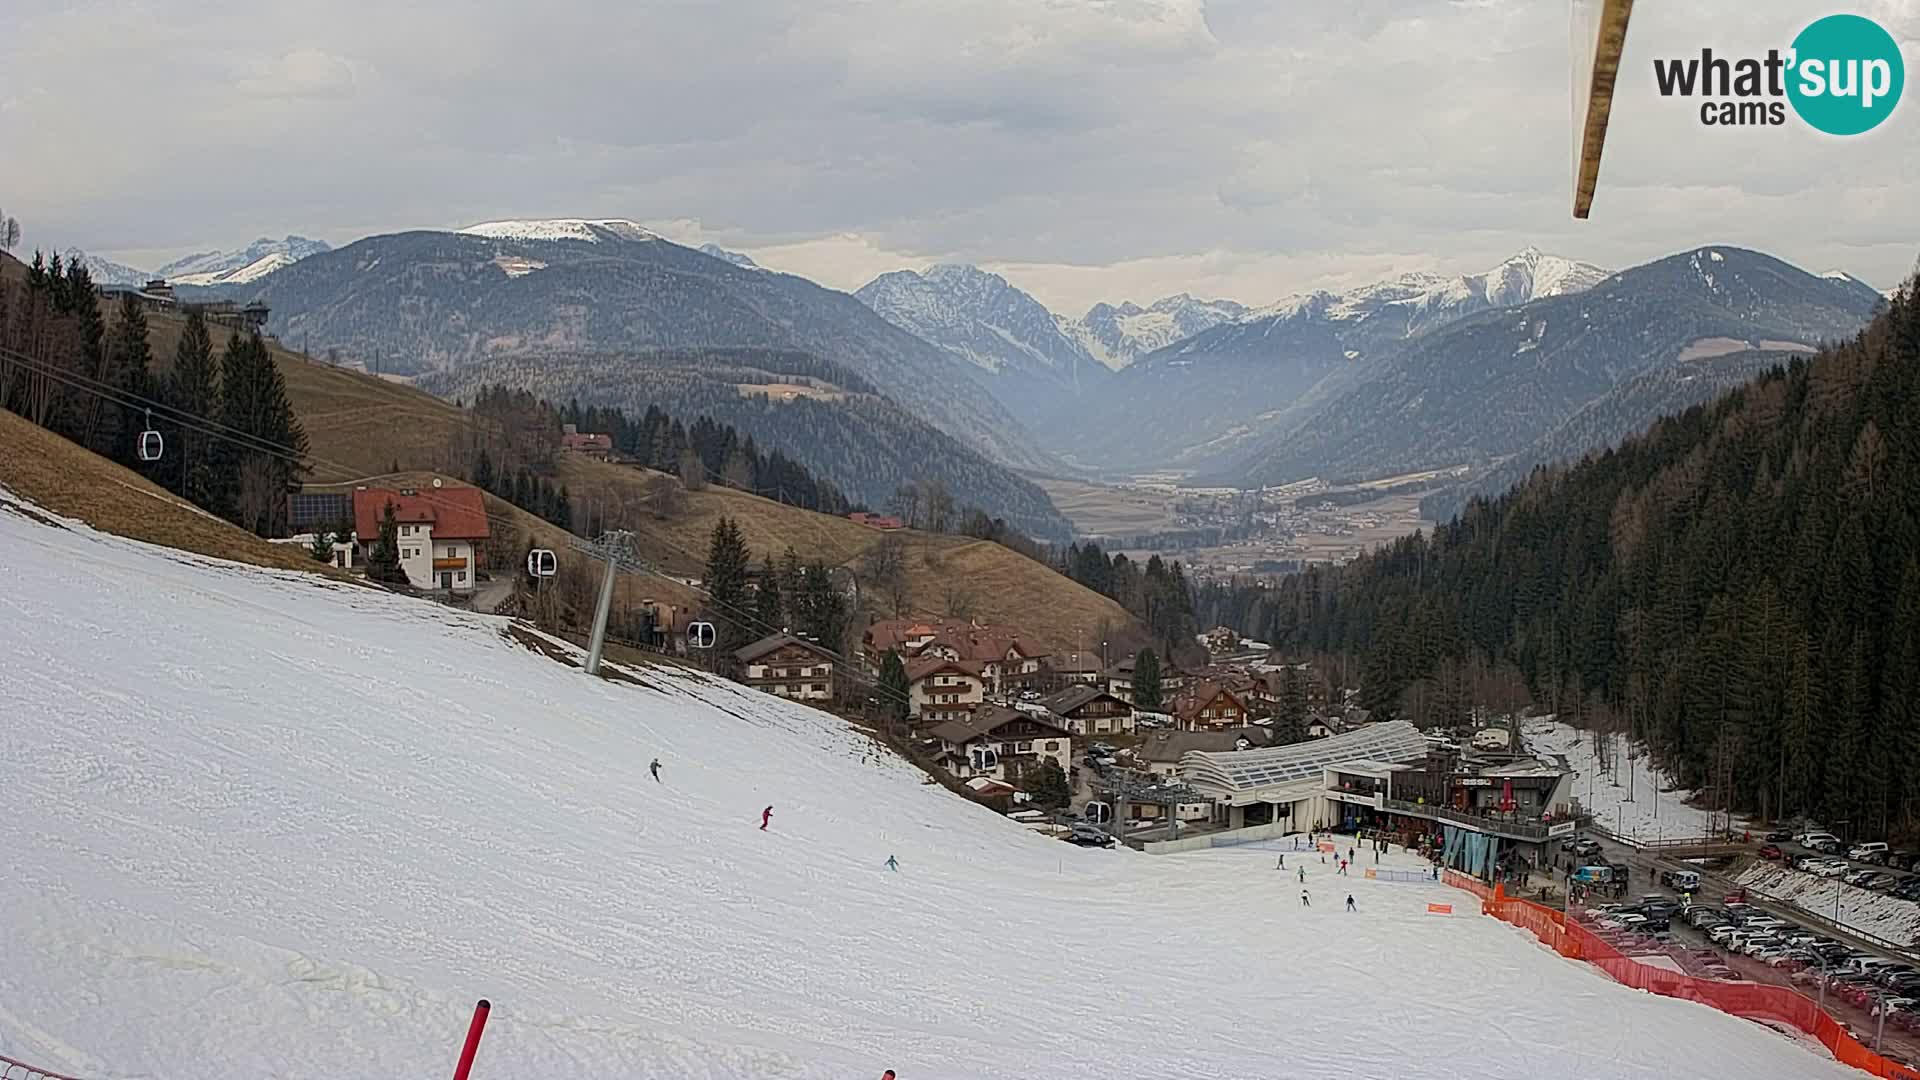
(0, 487, 1865, 1079)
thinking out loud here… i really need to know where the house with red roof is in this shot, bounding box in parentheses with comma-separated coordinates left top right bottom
(352, 485, 490, 593)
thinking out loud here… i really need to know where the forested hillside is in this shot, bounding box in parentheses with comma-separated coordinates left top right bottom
(420, 349, 1072, 542)
(1248, 270, 1920, 834)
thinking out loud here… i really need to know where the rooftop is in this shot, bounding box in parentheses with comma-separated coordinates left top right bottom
(1182, 720, 1428, 793)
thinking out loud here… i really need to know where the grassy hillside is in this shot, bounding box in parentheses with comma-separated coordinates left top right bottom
(0, 408, 344, 576)
(556, 455, 1137, 652)
(125, 302, 1137, 652)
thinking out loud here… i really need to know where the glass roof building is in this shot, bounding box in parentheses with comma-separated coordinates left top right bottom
(1182, 720, 1429, 803)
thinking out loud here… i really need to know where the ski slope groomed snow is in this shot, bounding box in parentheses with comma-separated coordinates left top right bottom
(0, 493, 1864, 1080)
(1525, 717, 1745, 841)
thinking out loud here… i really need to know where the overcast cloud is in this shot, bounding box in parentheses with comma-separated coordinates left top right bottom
(3, 0, 1916, 312)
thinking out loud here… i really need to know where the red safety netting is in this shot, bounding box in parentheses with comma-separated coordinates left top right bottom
(1464, 884, 1920, 1080)
(1, 1053, 87, 1080)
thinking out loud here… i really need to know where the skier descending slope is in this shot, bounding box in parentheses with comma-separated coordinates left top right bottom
(760, 806, 773, 831)
(650, 757, 661, 782)
(885, 855, 899, 872)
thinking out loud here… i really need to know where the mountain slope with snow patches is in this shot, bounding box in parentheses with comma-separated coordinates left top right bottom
(0, 490, 1863, 1079)
(158, 235, 332, 286)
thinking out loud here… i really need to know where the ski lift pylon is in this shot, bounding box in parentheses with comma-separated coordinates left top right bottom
(137, 409, 164, 462)
(527, 548, 557, 578)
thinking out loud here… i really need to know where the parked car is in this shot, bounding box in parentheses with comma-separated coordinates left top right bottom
(1850, 841, 1891, 861)
(1813, 860, 1850, 878)
(1759, 844, 1784, 860)
(1799, 830, 1842, 847)
(1844, 868, 1880, 886)
(1066, 824, 1115, 847)
(1765, 828, 1793, 842)
(1573, 838, 1604, 858)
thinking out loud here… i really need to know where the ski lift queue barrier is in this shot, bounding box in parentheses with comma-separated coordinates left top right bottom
(1444, 878, 1920, 1080)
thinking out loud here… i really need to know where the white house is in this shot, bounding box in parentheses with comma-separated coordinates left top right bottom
(352, 485, 490, 593)
(907, 658, 987, 723)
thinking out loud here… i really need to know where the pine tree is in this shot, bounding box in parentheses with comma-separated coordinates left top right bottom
(1133, 648, 1163, 711)
(473, 448, 496, 493)
(103, 293, 152, 469)
(704, 516, 753, 661)
(1026, 758, 1071, 809)
(755, 555, 784, 632)
(308, 528, 334, 563)
(215, 331, 308, 536)
(1277, 665, 1309, 744)
(878, 649, 910, 728)
(365, 504, 407, 584)
(168, 309, 220, 511)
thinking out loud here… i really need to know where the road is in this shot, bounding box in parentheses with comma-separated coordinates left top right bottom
(1574, 832, 1920, 1068)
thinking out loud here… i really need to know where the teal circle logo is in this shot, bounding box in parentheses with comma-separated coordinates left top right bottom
(1787, 14, 1904, 135)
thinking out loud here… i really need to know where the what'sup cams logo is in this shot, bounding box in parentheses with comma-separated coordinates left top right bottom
(1654, 13, 1904, 134)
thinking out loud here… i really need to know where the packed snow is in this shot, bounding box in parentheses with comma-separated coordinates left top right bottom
(1738, 864, 1920, 948)
(1524, 718, 1743, 841)
(0, 495, 1860, 1079)
(457, 218, 661, 244)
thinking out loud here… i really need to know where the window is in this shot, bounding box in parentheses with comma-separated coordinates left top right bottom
(1044, 741, 1059, 751)
(456, 571, 465, 583)
(1017, 741, 1033, 753)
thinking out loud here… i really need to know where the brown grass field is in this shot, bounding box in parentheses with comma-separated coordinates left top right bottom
(0, 408, 350, 577)
(1034, 476, 1177, 536)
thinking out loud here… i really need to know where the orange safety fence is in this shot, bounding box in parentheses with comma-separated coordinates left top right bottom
(1461, 883, 1920, 1080)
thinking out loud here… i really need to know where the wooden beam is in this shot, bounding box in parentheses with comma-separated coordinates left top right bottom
(1574, 0, 1635, 219)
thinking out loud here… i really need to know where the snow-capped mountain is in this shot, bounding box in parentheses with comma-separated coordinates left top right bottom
(456, 218, 661, 244)
(157, 236, 331, 286)
(1245, 247, 1610, 339)
(62, 248, 149, 287)
(698, 242, 760, 269)
(855, 263, 1108, 428)
(1065, 294, 1247, 370)
(1043, 248, 1609, 470)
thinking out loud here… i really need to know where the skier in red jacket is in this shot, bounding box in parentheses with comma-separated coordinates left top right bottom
(761, 806, 773, 831)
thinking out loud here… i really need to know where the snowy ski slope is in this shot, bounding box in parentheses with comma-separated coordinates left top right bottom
(0, 491, 1864, 1079)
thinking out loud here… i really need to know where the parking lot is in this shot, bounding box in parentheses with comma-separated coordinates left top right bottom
(1567, 831, 1920, 1068)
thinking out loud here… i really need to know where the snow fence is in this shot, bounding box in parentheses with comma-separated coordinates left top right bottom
(1459, 880, 1920, 1080)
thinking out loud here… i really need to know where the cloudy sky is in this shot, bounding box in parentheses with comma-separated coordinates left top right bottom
(3, 0, 1916, 312)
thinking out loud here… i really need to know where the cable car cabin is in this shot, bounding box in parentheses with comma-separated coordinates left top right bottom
(526, 549, 557, 578)
(137, 428, 164, 462)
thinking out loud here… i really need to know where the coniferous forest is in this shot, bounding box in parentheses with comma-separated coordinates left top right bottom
(1241, 273, 1920, 834)
(1, 251, 308, 536)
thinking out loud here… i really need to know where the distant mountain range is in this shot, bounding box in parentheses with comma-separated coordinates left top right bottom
(61, 236, 331, 289)
(1038, 247, 1612, 472)
(64, 249, 149, 287)
(1065, 294, 1247, 369)
(1228, 246, 1883, 490)
(158, 236, 332, 286)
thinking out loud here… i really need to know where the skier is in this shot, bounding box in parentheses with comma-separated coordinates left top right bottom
(761, 806, 773, 831)
(650, 757, 661, 782)
(1349, 845, 1355, 863)
(1346, 894, 1356, 912)
(1298, 867, 1306, 884)
(886, 855, 899, 872)
(1300, 889, 1310, 907)
(1278, 853, 1286, 869)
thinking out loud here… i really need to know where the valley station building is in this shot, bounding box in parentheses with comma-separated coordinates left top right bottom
(1177, 720, 1577, 877)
